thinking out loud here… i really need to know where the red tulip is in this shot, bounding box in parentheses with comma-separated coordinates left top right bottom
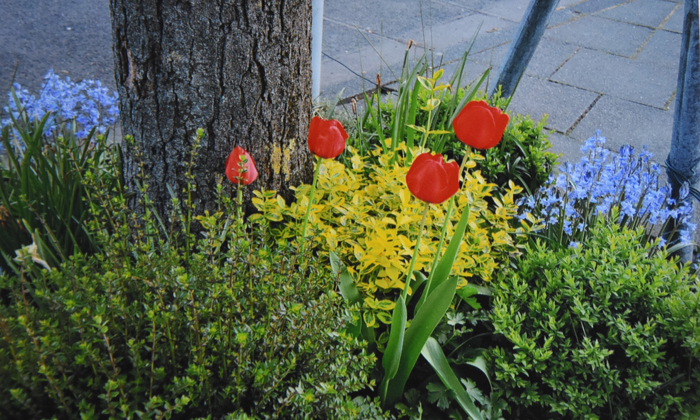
(308, 116, 348, 159)
(225, 146, 258, 185)
(452, 100, 509, 150)
(406, 153, 460, 204)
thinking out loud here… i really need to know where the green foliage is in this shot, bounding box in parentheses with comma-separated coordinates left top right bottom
(489, 221, 700, 419)
(252, 144, 531, 335)
(346, 65, 556, 196)
(0, 111, 122, 271)
(479, 113, 556, 196)
(0, 173, 386, 420)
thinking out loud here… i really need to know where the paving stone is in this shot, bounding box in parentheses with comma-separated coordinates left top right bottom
(550, 47, 676, 108)
(547, 7, 580, 27)
(558, 0, 588, 7)
(570, 94, 674, 161)
(402, 12, 514, 52)
(321, 34, 422, 98)
(635, 29, 682, 69)
(439, 20, 518, 64)
(573, 0, 630, 14)
(322, 20, 398, 60)
(507, 76, 600, 133)
(661, 3, 685, 33)
(323, 0, 469, 38)
(598, 0, 677, 28)
(547, 131, 588, 166)
(478, 0, 530, 22)
(468, 42, 509, 68)
(545, 15, 652, 57)
(436, 58, 491, 89)
(473, 37, 580, 79)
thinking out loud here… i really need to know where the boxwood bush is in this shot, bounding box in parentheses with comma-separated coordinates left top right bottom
(0, 184, 386, 419)
(489, 218, 700, 419)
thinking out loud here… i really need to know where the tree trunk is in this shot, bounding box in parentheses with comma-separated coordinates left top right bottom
(109, 0, 313, 220)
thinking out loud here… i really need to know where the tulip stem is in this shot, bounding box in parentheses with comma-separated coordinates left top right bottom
(300, 155, 322, 254)
(402, 202, 430, 301)
(423, 148, 471, 300)
(236, 184, 243, 239)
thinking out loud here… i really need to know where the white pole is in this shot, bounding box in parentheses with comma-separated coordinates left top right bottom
(311, 0, 324, 100)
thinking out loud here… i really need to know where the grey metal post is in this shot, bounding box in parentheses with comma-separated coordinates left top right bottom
(490, 0, 560, 99)
(666, 0, 700, 262)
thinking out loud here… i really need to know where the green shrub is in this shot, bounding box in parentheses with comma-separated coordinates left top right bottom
(489, 219, 700, 419)
(0, 183, 385, 419)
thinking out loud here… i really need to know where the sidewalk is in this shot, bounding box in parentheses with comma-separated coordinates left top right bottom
(320, 0, 684, 167)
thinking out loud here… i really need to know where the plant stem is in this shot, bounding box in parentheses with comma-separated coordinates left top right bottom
(424, 149, 470, 299)
(402, 202, 430, 301)
(300, 155, 322, 253)
(236, 184, 243, 239)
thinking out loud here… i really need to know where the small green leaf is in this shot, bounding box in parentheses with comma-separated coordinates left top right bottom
(406, 124, 427, 134)
(329, 251, 341, 274)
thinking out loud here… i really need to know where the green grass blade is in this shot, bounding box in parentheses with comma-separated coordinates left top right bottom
(421, 337, 484, 420)
(449, 68, 490, 126)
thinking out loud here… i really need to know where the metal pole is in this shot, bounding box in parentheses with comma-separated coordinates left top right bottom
(490, 0, 560, 99)
(311, 0, 324, 100)
(666, 0, 700, 262)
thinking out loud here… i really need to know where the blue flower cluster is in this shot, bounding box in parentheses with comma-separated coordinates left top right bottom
(1, 70, 119, 139)
(518, 131, 695, 248)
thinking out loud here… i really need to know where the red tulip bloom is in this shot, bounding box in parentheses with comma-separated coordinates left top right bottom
(452, 100, 509, 150)
(308, 116, 349, 159)
(406, 153, 460, 204)
(225, 146, 258, 185)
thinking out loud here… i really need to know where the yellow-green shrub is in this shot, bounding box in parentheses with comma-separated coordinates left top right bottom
(252, 144, 534, 330)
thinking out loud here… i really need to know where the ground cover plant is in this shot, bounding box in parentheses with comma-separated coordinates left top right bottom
(489, 220, 700, 419)
(0, 135, 387, 419)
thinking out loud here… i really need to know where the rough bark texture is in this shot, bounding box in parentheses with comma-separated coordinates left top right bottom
(109, 0, 313, 219)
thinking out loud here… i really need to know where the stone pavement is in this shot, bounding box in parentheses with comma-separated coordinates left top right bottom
(320, 0, 685, 167)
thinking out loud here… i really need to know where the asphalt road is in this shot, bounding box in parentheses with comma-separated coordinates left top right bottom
(0, 0, 116, 96)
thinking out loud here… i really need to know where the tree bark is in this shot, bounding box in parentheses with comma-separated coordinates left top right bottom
(109, 0, 313, 220)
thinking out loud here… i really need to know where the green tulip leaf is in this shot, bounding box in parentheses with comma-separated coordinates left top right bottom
(330, 252, 362, 305)
(379, 296, 407, 401)
(416, 203, 470, 313)
(383, 276, 458, 407)
(465, 355, 492, 391)
(421, 337, 484, 420)
(407, 270, 427, 303)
